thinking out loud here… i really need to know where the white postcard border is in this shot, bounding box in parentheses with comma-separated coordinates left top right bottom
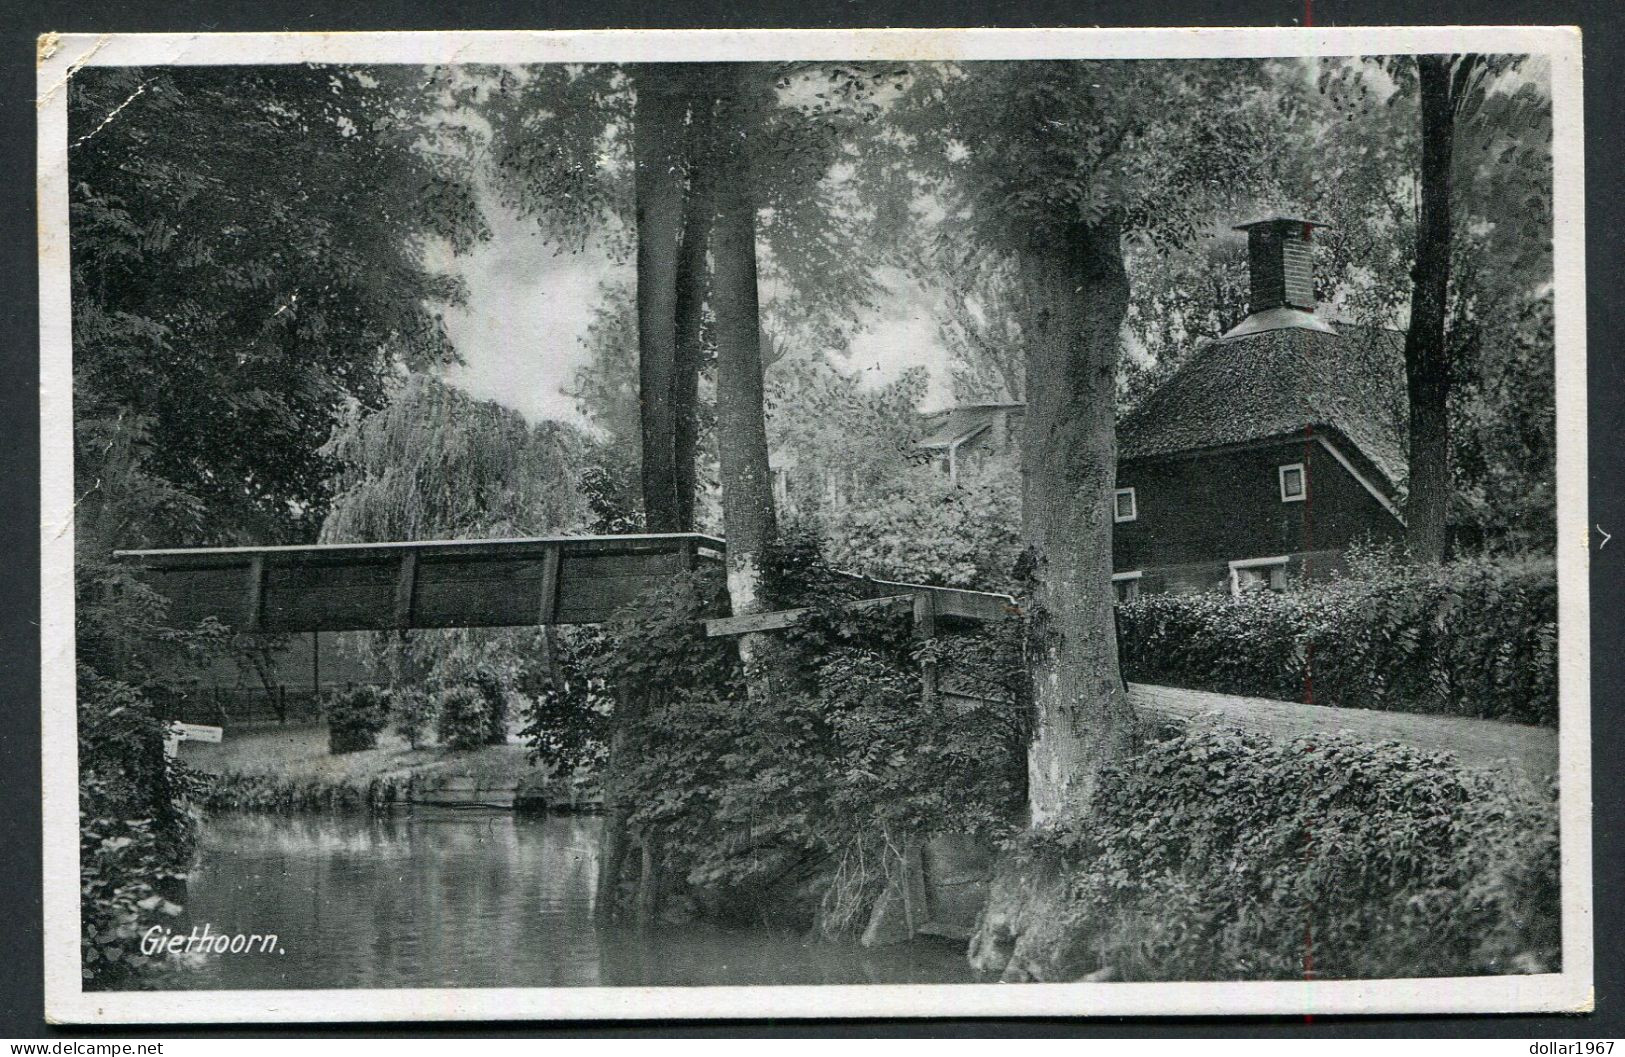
(37, 25, 1592, 1024)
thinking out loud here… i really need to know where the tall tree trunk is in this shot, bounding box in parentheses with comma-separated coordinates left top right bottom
(598, 68, 689, 922)
(709, 71, 778, 634)
(1403, 55, 1459, 563)
(967, 220, 1137, 983)
(673, 90, 719, 534)
(1016, 219, 1136, 826)
(633, 66, 688, 533)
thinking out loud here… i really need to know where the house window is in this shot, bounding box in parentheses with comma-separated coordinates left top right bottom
(1113, 487, 1137, 523)
(1278, 462, 1307, 503)
(1112, 571, 1142, 603)
(1229, 556, 1289, 596)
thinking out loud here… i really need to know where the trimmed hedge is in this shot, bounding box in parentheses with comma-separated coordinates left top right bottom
(1037, 728, 1560, 980)
(1118, 558, 1557, 725)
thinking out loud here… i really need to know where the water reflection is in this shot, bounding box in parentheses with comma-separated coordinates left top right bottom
(149, 810, 977, 990)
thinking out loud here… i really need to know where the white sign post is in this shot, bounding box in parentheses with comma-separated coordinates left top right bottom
(165, 721, 224, 758)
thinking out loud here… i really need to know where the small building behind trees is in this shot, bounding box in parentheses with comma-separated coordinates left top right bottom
(913, 402, 1026, 488)
(918, 216, 1412, 598)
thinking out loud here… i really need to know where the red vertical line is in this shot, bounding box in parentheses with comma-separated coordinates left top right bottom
(1305, 0, 1314, 27)
(1302, 428, 1316, 705)
(1303, 742, 1317, 1019)
(1300, 422, 1313, 1014)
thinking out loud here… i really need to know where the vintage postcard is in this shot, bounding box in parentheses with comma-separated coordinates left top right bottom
(38, 27, 1591, 1023)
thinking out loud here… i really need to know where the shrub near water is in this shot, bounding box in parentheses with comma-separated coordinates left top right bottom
(1032, 729, 1559, 981)
(79, 668, 203, 988)
(326, 685, 390, 754)
(1117, 556, 1557, 725)
(391, 686, 435, 749)
(438, 685, 495, 750)
(469, 670, 511, 745)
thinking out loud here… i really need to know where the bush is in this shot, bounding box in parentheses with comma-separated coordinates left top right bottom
(326, 685, 390, 753)
(1117, 556, 1557, 725)
(469, 670, 510, 745)
(391, 687, 435, 749)
(1032, 728, 1560, 980)
(437, 685, 495, 750)
(816, 452, 1023, 592)
(517, 626, 609, 779)
(76, 550, 227, 988)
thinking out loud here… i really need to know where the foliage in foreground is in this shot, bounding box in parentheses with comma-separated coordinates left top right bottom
(1118, 552, 1558, 725)
(1023, 728, 1559, 981)
(76, 548, 226, 989)
(524, 537, 1030, 930)
(78, 668, 204, 989)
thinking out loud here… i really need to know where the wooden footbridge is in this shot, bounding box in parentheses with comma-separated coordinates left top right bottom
(118, 529, 1554, 781)
(114, 532, 1557, 783)
(114, 531, 1015, 636)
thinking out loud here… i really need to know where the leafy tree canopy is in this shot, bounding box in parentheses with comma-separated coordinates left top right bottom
(320, 372, 587, 544)
(319, 372, 590, 691)
(70, 64, 485, 546)
(879, 61, 1279, 253)
(471, 62, 889, 354)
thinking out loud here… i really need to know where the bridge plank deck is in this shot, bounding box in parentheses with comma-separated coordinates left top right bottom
(116, 533, 1021, 636)
(117, 534, 727, 632)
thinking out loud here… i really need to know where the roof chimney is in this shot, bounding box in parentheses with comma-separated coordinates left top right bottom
(1220, 216, 1336, 341)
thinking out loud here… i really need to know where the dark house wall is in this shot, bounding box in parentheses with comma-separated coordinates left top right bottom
(1113, 434, 1401, 594)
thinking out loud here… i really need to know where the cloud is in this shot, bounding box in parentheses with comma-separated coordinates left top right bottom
(839, 270, 954, 409)
(431, 197, 623, 426)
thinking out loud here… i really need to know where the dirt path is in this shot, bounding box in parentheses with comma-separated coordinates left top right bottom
(1129, 682, 1558, 785)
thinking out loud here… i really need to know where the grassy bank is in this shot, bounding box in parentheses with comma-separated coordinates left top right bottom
(180, 722, 589, 812)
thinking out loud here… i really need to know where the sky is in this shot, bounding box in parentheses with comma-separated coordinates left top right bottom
(423, 190, 957, 429)
(426, 194, 616, 425)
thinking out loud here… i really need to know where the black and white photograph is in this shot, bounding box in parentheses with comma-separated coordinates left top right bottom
(36, 27, 1591, 1023)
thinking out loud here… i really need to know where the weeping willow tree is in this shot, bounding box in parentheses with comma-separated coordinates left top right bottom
(319, 373, 591, 716)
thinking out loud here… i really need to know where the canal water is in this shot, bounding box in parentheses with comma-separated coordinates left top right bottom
(151, 810, 979, 990)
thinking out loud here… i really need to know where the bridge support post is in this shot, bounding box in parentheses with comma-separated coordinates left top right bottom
(900, 838, 930, 935)
(912, 592, 939, 708)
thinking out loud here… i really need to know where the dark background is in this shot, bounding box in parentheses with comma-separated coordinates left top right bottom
(2, 0, 1618, 1039)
